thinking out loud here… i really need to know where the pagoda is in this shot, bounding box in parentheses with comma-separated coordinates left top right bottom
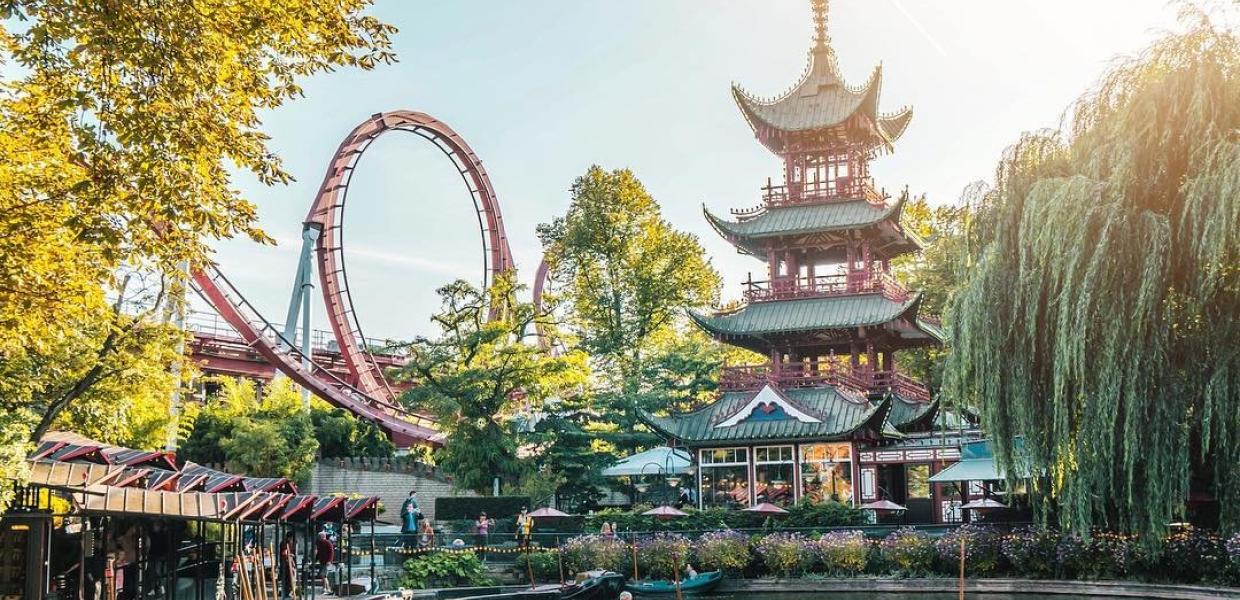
(642, 0, 973, 524)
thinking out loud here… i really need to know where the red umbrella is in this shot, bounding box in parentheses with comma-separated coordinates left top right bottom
(859, 499, 908, 512)
(742, 502, 789, 515)
(528, 507, 571, 518)
(961, 498, 1008, 510)
(642, 505, 688, 519)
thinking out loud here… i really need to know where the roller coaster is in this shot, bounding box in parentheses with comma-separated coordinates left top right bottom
(190, 111, 515, 447)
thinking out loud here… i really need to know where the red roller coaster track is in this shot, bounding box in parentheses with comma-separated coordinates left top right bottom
(191, 111, 514, 447)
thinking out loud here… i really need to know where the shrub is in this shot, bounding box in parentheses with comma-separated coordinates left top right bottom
(561, 534, 629, 575)
(879, 528, 936, 576)
(755, 532, 810, 577)
(1153, 527, 1226, 584)
(692, 530, 752, 574)
(435, 496, 531, 521)
(515, 551, 562, 582)
(811, 530, 870, 576)
(399, 551, 493, 589)
(935, 524, 1003, 576)
(1081, 531, 1138, 580)
(637, 533, 691, 580)
(1053, 534, 1092, 579)
(1225, 531, 1240, 585)
(1001, 527, 1058, 578)
(782, 500, 865, 528)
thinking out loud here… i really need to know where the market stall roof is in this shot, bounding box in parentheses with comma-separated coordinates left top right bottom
(928, 439, 1029, 483)
(600, 446, 692, 477)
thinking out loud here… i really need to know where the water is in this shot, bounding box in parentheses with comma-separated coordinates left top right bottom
(703, 593, 1120, 600)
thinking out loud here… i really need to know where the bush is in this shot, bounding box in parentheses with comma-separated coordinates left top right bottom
(637, 533, 691, 580)
(561, 535, 629, 575)
(782, 500, 865, 528)
(515, 551, 562, 582)
(811, 530, 869, 576)
(1152, 527, 1226, 584)
(692, 530, 752, 574)
(1225, 531, 1240, 585)
(435, 496, 531, 521)
(879, 528, 936, 576)
(935, 524, 1003, 576)
(399, 551, 493, 589)
(754, 532, 810, 577)
(1080, 531, 1138, 580)
(1001, 527, 1058, 578)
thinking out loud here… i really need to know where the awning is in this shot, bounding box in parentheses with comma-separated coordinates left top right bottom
(601, 447, 692, 477)
(929, 439, 1028, 483)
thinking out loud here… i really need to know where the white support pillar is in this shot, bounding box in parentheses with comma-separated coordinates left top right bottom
(282, 224, 322, 408)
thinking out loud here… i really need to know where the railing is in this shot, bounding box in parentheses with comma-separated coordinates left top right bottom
(760, 177, 885, 207)
(719, 359, 931, 402)
(186, 310, 407, 358)
(742, 272, 910, 303)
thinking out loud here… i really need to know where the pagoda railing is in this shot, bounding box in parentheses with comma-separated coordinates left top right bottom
(743, 272, 910, 303)
(719, 360, 931, 402)
(760, 177, 884, 207)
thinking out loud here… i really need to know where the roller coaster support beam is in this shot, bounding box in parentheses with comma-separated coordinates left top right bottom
(282, 223, 323, 407)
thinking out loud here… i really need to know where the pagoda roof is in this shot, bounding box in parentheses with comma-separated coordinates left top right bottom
(691, 291, 938, 341)
(888, 396, 939, 432)
(732, 10, 912, 154)
(704, 196, 921, 258)
(640, 385, 892, 446)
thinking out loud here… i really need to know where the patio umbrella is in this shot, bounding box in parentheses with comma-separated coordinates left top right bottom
(528, 507, 571, 518)
(960, 498, 1008, 510)
(642, 505, 688, 519)
(742, 502, 789, 515)
(859, 499, 908, 512)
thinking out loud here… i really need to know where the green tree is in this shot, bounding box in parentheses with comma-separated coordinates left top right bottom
(180, 378, 319, 483)
(398, 275, 589, 495)
(0, 0, 394, 510)
(310, 402, 395, 459)
(537, 166, 721, 450)
(945, 14, 1240, 541)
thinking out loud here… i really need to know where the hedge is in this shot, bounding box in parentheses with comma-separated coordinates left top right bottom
(435, 496, 531, 521)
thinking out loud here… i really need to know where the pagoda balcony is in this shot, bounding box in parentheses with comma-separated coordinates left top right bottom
(756, 177, 885, 209)
(742, 272, 910, 303)
(719, 360, 931, 402)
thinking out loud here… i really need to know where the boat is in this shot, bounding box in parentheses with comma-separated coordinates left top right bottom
(558, 571, 626, 600)
(624, 571, 722, 596)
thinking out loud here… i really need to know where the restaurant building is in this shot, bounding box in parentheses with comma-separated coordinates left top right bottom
(641, 0, 983, 525)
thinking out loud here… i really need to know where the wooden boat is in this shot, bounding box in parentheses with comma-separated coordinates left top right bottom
(445, 572, 625, 600)
(558, 571, 626, 600)
(623, 571, 722, 596)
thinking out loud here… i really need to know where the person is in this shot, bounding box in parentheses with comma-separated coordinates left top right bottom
(599, 522, 613, 539)
(515, 507, 532, 549)
(675, 487, 691, 509)
(474, 513, 490, 551)
(400, 490, 422, 545)
(278, 534, 297, 598)
(314, 530, 334, 589)
(619, 592, 633, 600)
(418, 518, 435, 549)
(684, 564, 698, 579)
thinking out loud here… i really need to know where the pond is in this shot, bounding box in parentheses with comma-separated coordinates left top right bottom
(703, 594, 1127, 600)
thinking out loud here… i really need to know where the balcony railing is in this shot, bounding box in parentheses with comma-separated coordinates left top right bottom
(760, 177, 885, 207)
(719, 359, 931, 402)
(742, 272, 910, 303)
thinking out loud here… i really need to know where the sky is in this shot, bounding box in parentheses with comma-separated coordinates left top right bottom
(206, 0, 1185, 342)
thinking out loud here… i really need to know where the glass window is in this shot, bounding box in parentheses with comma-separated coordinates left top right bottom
(755, 446, 795, 507)
(700, 465, 750, 509)
(800, 443, 853, 504)
(906, 464, 930, 499)
(701, 448, 748, 465)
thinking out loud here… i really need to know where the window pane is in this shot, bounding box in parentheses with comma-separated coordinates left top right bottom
(700, 465, 750, 509)
(907, 464, 930, 499)
(800, 461, 852, 504)
(755, 463, 795, 506)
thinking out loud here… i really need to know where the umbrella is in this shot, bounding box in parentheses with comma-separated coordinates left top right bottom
(742, 502, 789, 515)
(642, 505, 688, 519)
(528, 507, 571, 518)
(960, 498, 1008, 510)
(859, 499, 908, 512)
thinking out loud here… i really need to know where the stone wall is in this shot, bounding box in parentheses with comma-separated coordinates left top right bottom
(303, 457, 476, 522)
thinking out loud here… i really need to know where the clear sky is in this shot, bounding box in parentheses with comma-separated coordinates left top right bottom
(207, 0, 1184, 342)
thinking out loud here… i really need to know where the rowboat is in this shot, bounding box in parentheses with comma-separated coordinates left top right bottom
(623, 571, 722, 596)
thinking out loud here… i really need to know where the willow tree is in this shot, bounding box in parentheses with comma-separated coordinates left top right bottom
(946, 10, 1239, 541)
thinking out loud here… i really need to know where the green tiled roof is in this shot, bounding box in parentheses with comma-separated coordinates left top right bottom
(705, 199, 901, 242)
(640, 387, 889, 445)
(888, 396, 937, 431)
(690, 293, 922, 338)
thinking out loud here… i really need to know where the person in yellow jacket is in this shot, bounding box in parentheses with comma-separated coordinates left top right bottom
(516, 507, 533, 549)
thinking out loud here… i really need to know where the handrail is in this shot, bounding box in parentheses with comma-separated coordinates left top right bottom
(761, 178, 884, 207)
(742, 272, 909, 303)
(719, 359, 931, 401)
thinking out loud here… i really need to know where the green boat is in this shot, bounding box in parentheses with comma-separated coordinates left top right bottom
(624, 571, 722, 596)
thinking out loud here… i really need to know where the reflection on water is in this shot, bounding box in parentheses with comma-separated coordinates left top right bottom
(704, 593, 1115, 600)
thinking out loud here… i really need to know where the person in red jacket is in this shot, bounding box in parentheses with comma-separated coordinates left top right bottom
(314, 531, 334, 589)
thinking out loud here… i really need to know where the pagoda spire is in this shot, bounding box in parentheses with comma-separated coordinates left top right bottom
(811, 0, 831, 52)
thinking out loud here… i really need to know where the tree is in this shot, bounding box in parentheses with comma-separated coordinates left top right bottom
(180, 378, 320, 483)
(398, 275, 589, 495)
(944, 12, 1240, 541)
(310, 402, 395, 459)
(0, 0, 395, 510)
(537, 166, 721, 451)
